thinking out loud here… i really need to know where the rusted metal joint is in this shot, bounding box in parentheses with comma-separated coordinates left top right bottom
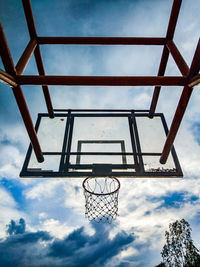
(188, 74, 200, 88)
(0, 69, 17, 87)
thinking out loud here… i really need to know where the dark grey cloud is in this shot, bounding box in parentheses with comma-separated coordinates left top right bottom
(7, 218, 25, 235)
(0, 219, 134, 267)
(0, 219, 52, 266)
(48, 222, 134, 266)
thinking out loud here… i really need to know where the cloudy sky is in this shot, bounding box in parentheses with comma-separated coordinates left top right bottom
(0, 0, 200, 266)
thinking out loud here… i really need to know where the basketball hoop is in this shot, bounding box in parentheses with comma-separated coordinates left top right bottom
(83, 177, 120, 223)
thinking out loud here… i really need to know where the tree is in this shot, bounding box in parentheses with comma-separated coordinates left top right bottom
(158, 219, 200, 267)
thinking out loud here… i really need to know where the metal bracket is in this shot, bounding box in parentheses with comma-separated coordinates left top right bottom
(92, 164, 112, 176)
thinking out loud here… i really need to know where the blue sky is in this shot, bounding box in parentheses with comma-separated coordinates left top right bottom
(0, 0, 200, 266)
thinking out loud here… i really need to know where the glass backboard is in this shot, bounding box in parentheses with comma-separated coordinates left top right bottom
(20, 110, 183, 177)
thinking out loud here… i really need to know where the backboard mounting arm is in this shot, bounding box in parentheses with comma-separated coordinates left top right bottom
(0, 23, 44, 163)
(149, 0, 182, 117)
(160, 39, 200, 164)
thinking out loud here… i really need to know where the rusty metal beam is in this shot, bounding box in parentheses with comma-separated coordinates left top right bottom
(166, 40, 189, 76)
(149, 0, 182, 117)
(166, 0, 183, 40)
(21, 0, 37, 39)
(34, 45, 54, 118)
(37, 36, 166, 45)
(16, 75, 187, 86)
(188, 39, 200, 78)
(22, 0, 54, 118)
(16, 39, 37, 75)
(160, 39, 200, 164)
(13, 85, 44, 162)
(188, 74, 200, 88)
(149, 46, 169, 117)
(0, 68, 17, 87)
(0, 22, 44, 162)
(0, 21, 44, 163)
(0, 23, 16, 76)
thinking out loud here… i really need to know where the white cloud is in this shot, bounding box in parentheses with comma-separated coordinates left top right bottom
(40, 218, 77, 239)
(118, 246, 139, 259)
(39, 212, 48, 219)
(0, 186, 25, 238)
(25, 179, 63, 200)
(0, 145, 23, 179)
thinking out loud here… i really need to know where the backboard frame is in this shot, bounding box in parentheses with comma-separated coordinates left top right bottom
(20, 109, 183, 178)
(76, 140, 127, 165)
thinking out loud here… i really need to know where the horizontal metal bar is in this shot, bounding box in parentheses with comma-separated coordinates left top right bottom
(38, 113, 131, 117)
(16, 75, 187, 86)
(77, 140, 124, 144)
(53, 109, 150, 112)
(135, 113, 163, 117)
(72, 152, 162, 156)
(38, 112, 162, 117)
(42, 152, 162, 156)
(21, 170, 182, 178)
(0, 68, 17, 87)
(188, 74, 200, 88)
(69, 164, 136, 169)
(71, 113, 132, 117)
(16, 39, 37, 75)
(166, 40, 189, 76)
(37, 36, 166, 45)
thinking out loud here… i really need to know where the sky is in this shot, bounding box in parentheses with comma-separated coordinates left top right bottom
(0, 0, 200, 266)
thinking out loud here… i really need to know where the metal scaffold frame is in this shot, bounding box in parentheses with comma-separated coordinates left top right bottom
(0, 0, 200, 176)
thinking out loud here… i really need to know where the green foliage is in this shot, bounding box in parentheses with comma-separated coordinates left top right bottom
(160, 219, 200, 267)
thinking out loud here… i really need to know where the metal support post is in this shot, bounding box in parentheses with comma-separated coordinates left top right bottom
(16, 39, 37, 75)
(22, 0, 54, 118)
(13, 86, 44, 162)
(160, 39, 200, 164)
(0, 22, 44, 162)
(149, 0, 182, 117)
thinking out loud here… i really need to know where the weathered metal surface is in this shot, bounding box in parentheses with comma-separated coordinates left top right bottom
(0, 69, 17, 87)
(166, 40, 189, 76)
(16, 75, 187, 86)
(0, 22, 44, 163)
(0, 23, 16, 75)
(149, 0, 183, 117)
(160, 39, 200, 164)
(22, 0, 54, 118)
(37, 36, 166, 45)
(13, 86, 44, 162)
(188, 74, 200, 88)
(16, 39, 37, 75)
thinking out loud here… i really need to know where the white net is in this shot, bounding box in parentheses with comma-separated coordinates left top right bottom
(83, 177, 120, 223)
